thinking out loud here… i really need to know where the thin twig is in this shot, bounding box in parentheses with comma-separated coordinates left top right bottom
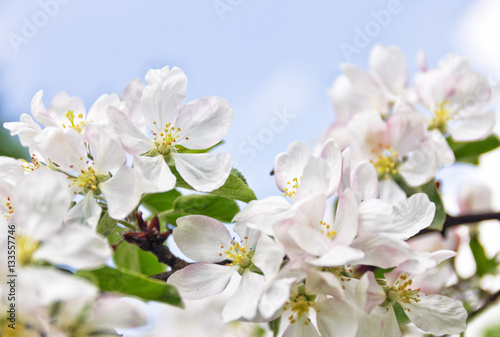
(468, 290, 500, 322)
(416, 212, 500, 237)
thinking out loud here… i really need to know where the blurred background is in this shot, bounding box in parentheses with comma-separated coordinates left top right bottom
(1, 1, 500, 334)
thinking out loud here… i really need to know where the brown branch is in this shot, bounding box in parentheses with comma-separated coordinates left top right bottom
(415, 212, 500, 237)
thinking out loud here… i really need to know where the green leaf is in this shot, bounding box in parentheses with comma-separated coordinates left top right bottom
(108, 226, 167, 276)
(469, 235, 497, 277)
(269, 316, 281, 337)
(447, 134, 500, 165)
(96, 211, 117, 238)
(172, 167, 257, 203)
(142, 189, 182, 214)
(158, 194, 240, 225)
(76, 266, 182, 307)
(394, 177, 446, 231)
(230, 167, 249, 186)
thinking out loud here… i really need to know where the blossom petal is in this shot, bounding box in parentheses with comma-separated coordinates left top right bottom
(333, 189, 358, 245)
(294, 157, 331, 201)
(168, 263, 235, 300)
(390, 193, 435, 240)
(99, 166, 143, 220)
(274, 141, 311, 192)
(85, 125, 126, 174)
(133, 155, 176, 193)
(3, 113, 43, 147)
(352, 235, 413, 269)
(307, 245, 365, 267)
(404, 294, 467, 335)
(108, 106, 154, 155)
(174, 215, 232, 263)
(370, 44, 407, 100)
(64, 192, 101, 229)
(222, 271, 265, 322)
(35, 224, 111, 269)
(448, 109, 496, 142)
(172, 152, 231, 192)
(252, 234, 285, 280)
(318, 139, 342, 198)
(283, 316, 320, 337)
(351, 161, 379, 202)
(12, 170, 72, 240)
(316, 297, 358, 337)
(142, 66, 187, 129)
(34, 127, 87, 171)
(175, 96, 233, 150)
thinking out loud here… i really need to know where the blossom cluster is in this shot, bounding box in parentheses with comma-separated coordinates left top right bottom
(0, 45, 498, 336)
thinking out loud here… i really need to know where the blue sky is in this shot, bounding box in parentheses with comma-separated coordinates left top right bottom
(0, 0, 477, 198)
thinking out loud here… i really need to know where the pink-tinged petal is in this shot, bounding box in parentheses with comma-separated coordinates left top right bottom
(333, 189, 358, 246)
(356, 272, 386, 314)
(3, 114, 43, 147)
(398, 139, 438, 187)
(382, 306, 402, 337)
(294, 157, 331, 201)
(294, 193, 326, 231)
(46, 91, 87, 128)
(342, 65, 388, 115)
(358, 199, 393, 235)
(428, 129, 455, 166)
(283, 316, 320, 337)
(86, 93, 125, 127)
(174, 215, 232, 263)
(233, 196, 292, 236)
(34, 127, 87, 171)
(252, 234, 284, 280)
(99, 166, 143, 220)
(348, 109, 390, 159)
(448, 109, 496, 142)
(172, 152, 231, 192)
(85, 125, 126, 174)
(222, 271, 266, 322)
(328, 74, 360, 122)
(316, 297, 358, 337)
(351, 161, 379, 202)
(133, 155, 176, 193)
(121, 78, 146, 129)
(308, 245, 364, 267)
(108, 107, 154, 155)
(274, 141, 311, 193)
(35, 224, 111, 269)
(142, 66, 187, 129)
(388, 109, 427, 155)
(306, 270, 345, 298)
(64, 192, 101, 229)
(370, 44, 407, 100)
(168, 263, 235, 300)
(12, 170, 72, 240)
(379, 178, 406, 204)
(318, 139, 342, 198)
(415, 69, 454, 105)
(288, 223, 332, 257)
(352, 236, 413, 269)
(390, 193, 435, 240)
(450, 72, 491, 114)
(175, 96, 233, 150)
(339, 147, 352, 193)
(404, 294, 467, 335)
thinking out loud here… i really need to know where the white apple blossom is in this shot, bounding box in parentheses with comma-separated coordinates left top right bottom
(108, 66, 234, 193)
